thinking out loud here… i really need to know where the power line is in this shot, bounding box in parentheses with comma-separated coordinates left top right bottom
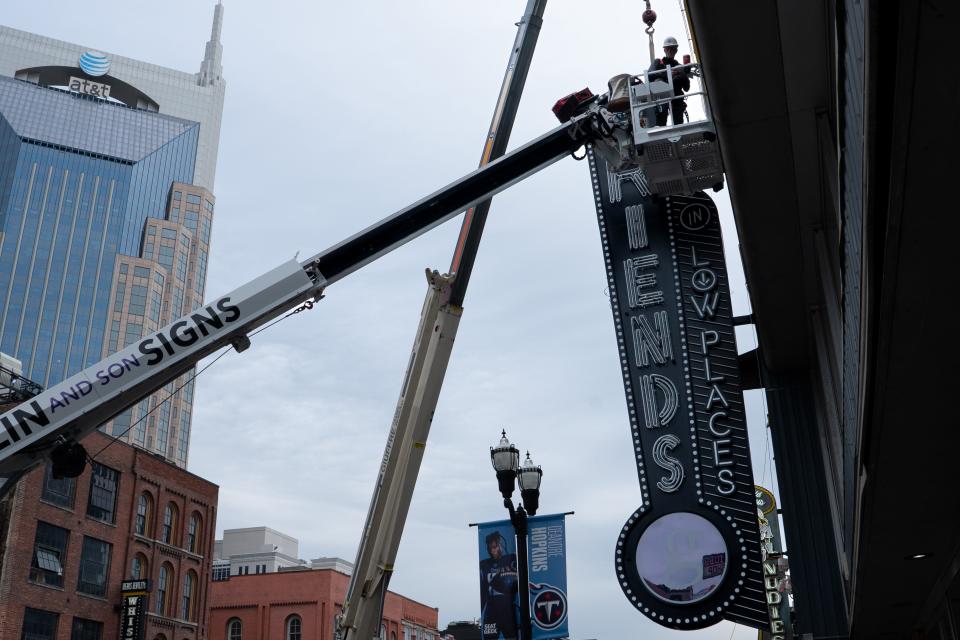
(88, 298, 317, 462)
(88, 346, 233, 462)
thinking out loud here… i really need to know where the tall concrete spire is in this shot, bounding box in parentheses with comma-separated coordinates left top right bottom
(199, 1, 224, 86)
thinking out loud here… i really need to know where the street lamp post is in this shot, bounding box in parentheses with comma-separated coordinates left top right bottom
(490, 431, 543, 640)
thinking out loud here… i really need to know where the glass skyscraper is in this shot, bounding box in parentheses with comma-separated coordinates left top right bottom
(0, 3, 226, 467)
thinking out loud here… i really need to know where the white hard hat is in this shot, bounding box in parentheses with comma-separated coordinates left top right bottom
(663, 36, 679, 48)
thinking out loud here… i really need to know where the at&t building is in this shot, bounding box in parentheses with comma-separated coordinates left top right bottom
(0, 3, 225, 468)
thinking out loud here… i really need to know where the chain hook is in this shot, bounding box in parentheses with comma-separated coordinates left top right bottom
(292, 300, 315, 314)
(642, 0, 657, 64)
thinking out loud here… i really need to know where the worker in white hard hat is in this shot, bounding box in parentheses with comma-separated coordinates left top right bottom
(647, 36, 690, 126)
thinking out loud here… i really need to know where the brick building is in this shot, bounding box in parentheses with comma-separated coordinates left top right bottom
(0, 430, 218, 640)
(208, 567, 439, 640)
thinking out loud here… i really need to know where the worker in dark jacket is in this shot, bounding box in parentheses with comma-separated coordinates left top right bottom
(648, 36, 690, 126)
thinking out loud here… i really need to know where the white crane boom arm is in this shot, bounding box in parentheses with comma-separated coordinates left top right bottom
(0, 260, 322, 476)
(338, 271, 460, 640)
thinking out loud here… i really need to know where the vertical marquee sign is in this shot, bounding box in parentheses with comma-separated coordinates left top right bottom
(119, 579, 149, 640)
(587, 148, 768, 630)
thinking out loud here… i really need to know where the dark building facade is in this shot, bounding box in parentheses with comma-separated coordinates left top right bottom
(0, 430, 218, 640)
(686, 0, 960, 637)
(440, 621, 481, 640)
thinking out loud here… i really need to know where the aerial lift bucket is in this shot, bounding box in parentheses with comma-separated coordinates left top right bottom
(628, 63, 725, 196)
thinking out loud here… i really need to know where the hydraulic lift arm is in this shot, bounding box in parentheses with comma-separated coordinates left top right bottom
(0, 110, 597, 487)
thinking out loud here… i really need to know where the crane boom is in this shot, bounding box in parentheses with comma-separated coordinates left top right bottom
(337, 4, 548, 640)
(0, 110, 594, 487)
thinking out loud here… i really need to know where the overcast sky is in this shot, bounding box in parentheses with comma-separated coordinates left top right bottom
(4, 2, 782, 638)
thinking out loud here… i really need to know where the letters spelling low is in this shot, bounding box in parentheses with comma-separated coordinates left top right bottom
(622, 203, 738, 497)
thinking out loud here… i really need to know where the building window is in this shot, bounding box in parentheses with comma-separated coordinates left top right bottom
(86, 463, 118, 523)
(156, 564, 172, 615)
(161, 503, 178, 545)
(186, 194, 201, 205)
(187, 514, 201, 553)
(150, 288, 162, 323)
(77, 536, 111, 597)
(30, 521, 69, 588)
(176, 415, 190, 465)
(131, 554, 148, 580)
(134, 266, 151, 279)
(176, 252, 187, 281)
(109, 319, 122, 351)
(380, 624, 386, 640)
(286, 615, 302, 640)
(156, 402, 171, 454)
(111, 408, 132, 437)
(124, 323, 143, 348)
(113, 285, 126, 312)
(181, 571, 196, 621)
(135, 492, 153, 536)
(212, 563, 230, 581)
(157, 244, 174, 268)
(70, 618, 103, 640)
(21, 608, 58, 640)
(173, 191, 182, 201)
(227, 619, 242, 640)
(41, 463, 76, 509)
(128, 285, 148, 315)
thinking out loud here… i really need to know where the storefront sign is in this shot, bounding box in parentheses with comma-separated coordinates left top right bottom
(762, 555, 787, 639)
(755, 486, 776, 516)
(755, 485, 792, 640)
(120, 580, 150, 640)
(68, 76, 111, 99)
(587, 149, 767, 630)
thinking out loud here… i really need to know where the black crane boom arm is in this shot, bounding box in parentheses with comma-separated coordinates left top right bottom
(0, 112, 597, 486)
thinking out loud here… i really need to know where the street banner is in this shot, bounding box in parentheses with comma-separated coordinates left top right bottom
(477, 515, 569, 640)
(587, 150, 767, 631)
(526, 513, 569, 640)
(478, 519, 521, 640)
